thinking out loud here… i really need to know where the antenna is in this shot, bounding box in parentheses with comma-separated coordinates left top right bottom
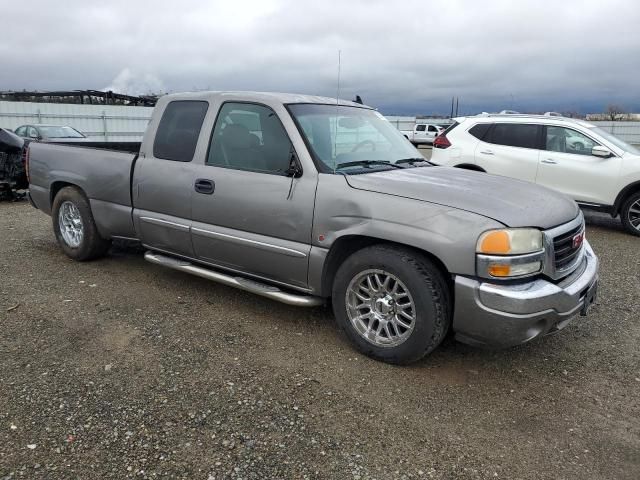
(333, 50, 341, 172)
(336, 50, 341, 105)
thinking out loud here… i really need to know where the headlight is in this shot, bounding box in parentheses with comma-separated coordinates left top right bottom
(477, 228, 543, 255)
(476, 228, 544, 279)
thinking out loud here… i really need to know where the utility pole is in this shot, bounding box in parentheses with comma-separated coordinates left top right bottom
(455, 97, 459, 116)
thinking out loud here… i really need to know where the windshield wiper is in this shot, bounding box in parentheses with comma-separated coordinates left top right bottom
(335, 160, 403, 171)
(395, 157, 433, 167)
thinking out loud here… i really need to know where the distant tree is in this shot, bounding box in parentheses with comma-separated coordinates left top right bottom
(605, 104, 628, 121)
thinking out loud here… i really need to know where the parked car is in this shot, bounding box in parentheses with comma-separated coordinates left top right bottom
(401, 123, 443, 146)
(430, 114, 640, 236)
(26, 92, 598, 364)
(14, 124, 86, 145)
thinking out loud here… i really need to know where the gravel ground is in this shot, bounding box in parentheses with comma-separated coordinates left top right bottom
(0, 200, 638, 480)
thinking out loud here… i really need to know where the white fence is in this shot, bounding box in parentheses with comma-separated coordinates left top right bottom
(589, 121, 640, 146)
(0, 101, 153, 142)
(1, 101, 639, 146)
(386, 116, 453, 132)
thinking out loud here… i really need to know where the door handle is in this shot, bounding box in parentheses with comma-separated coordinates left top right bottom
(541, 158, 558, 164)
(194, 178, 215, 194)
(479, 150, 494, 155)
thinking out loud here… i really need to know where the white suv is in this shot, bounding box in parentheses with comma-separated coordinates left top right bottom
(430, 114, 640, 235)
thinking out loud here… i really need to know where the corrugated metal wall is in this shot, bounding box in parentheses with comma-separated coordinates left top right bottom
(1, 101, 639, 146)
(0, 101, 153, 142)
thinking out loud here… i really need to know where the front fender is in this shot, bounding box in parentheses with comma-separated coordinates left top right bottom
(312, 174, 504, 278)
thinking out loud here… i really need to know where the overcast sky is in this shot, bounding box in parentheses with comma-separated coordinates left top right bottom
(1, 0, 638, 115)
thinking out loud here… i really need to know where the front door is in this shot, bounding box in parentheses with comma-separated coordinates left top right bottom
(536, 125, 621, 205)
(189, 102, 317, 289)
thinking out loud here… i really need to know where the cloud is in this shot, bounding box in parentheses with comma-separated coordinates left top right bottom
(103, 68, 166, 96)
(0, 0, 638, 114)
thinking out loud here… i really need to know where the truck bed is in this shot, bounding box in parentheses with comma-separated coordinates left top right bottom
(53, 140, 141, 153)
(28, 142, 139, 239)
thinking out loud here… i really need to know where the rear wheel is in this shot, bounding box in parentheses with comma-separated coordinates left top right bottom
(52, 187, 111, 260)
(620, 191, 640, 236)
(332, 245, 451, 364)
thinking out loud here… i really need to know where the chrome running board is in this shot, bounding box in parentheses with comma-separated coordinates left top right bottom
(144, 251, 323, 307)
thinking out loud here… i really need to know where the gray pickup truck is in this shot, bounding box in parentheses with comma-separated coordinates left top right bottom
(27, 91, 599, 364)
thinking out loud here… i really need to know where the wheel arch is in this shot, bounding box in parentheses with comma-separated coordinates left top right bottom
(454, 163, 486, 172)
(320, 235, 452, 298)
(613, 181, 640, 216)
(50, 181, 85, 208)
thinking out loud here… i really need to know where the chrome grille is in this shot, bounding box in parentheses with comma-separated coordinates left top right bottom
(543, 213, 586, 281)
(553, 223, 584, 271)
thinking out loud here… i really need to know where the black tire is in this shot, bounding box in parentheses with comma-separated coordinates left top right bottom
(52, 186, 111, 260)
(332, 245, 451, 364)
(620, 191, 640, 237)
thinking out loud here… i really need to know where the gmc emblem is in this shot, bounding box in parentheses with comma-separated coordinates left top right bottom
(572, 232, 585, 249)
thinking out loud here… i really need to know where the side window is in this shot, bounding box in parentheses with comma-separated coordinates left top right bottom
(416, 124, 426, 132)
(207, 102, 293, 175)
(546, 126, 598, 156)
(28, 127, 39, 138)
(15, 126, 25, 136)
(153, 101, 208, 162)
(468, 123, 491, 140)
(487, 123, 539, 149)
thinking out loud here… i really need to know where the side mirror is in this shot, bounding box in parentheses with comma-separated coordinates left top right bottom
(285, 151, 303, 178)
(592, 145, 613, 158)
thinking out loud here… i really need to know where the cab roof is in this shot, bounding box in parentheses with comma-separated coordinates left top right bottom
(162, 91, 372, 109)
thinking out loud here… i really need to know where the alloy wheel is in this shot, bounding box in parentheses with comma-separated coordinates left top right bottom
(345, 269, 416, 348)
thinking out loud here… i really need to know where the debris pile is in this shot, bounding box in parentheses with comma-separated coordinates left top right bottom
(0, 128, 28, 201)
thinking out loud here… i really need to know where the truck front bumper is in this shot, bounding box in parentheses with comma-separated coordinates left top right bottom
(453, 241, 598, 348)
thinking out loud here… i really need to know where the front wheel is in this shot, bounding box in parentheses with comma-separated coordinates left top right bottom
(332, 245, 451, 364)
(52, 186, 111, 260)
(620, 191, 640, 236)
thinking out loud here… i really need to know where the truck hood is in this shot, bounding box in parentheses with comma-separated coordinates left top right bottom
(345, 166, 579, 229)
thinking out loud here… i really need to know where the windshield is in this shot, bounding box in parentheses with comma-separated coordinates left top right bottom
(589, 126, 640, 155)
(38, 126, 85, 139)
(288, 104, 423, 173)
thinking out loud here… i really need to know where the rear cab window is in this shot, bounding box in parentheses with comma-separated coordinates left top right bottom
(153, 101, 209, 162)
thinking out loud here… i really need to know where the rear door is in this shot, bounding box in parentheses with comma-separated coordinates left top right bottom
(536, 125, 622, 205)
(426, 125, 439, 142)
(132, 100, 209, 257)
(474, 123, 542, 182)
(189, 101, 317, 289)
